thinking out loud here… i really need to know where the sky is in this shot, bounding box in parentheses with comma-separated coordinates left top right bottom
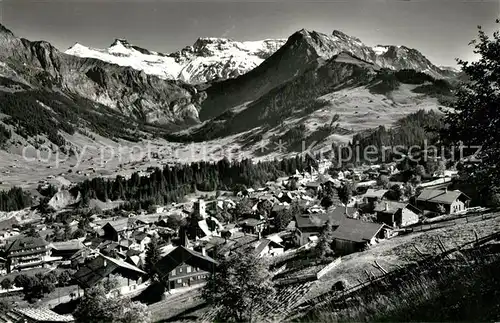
(0, 0, 498, 67)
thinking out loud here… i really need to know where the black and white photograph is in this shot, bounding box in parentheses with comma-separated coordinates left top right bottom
(0, 0, 498, 322)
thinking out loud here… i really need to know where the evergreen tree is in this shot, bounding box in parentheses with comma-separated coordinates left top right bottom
(144, 236, 161, 282)
(316, 219, 335, 262)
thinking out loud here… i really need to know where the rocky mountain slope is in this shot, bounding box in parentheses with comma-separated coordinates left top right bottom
(66, 38, 287, 84)
(0, 24, 201, 125)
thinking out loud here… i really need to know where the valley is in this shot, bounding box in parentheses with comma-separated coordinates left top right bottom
(1, 15, 495, 323)
(0, 23, 456, 191)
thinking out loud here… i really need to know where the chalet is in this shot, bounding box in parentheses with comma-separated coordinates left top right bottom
(101, 218, 142, 242)
(4, 236, 51, 273)
(0, 228, 20, 247)
(69, 248, 96, 268)
(155, 246, 218, 291)
(0, 216, 19, 231)
(125, 254, 144, 269)
(362, 189, 389, 204)
(294, 207, 358, 246)
(49, 240, 85, 261)
(0, 217, 20, 247)
(366, 170, 380, 180)
(238, 218, 267, 236)
(195, 236, 227, 258)
(97, 240, 126, 256)
(330, 219, 389, 254)
(74, 254, 146, 292)
(243, 188, 256, 196)
(256, 199, 274, 216)
(215, 233, 260, 256)
(416, 189, 471, 214)
(134, 214, 161, 227)
(276, 192, 294, 204)
(306, 205, 325, 214)
(192, 217, 224, 240)
(374, 201, 421, 227)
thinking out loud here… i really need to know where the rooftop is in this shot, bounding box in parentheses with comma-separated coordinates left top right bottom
(50, 239, 85, 251)
(74, 253, 145, 289)
(155, 246, 218, 280)
(363, 189, 389, 199)
(416, 189, 470, 204)
(295, 207, 357, 229)
(330, 219, 386, 243)
(0, 216, 19, 231)
(5, 236, 48, 254)
(14, 307, 75, 322)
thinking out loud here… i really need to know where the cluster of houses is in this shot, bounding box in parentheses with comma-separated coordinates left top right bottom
(0, 159, 476, 321)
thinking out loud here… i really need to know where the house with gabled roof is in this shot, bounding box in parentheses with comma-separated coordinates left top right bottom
(304, 181, 322, 195)
(362, 189, 389, 204)
(101, 218, 135, 241)
(294, 207, 358, 246)
(238, 218, 267, 236)
(374, 201, 421, 227)
(154, 246, 218, 291)
(73, 253, 146, 290)
(416, 189, 471, 214)
(330, 219, 389, 254)
(49, 239, 85, 261)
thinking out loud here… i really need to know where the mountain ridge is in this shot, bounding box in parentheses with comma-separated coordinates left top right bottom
(66, 28, 456, 87)
(66, 36, 287, 84)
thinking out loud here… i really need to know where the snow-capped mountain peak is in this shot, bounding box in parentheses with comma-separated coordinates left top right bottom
(108, 39, 131, 55)
(65, 29, 455, 84)
(65, 37, 286, 83)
